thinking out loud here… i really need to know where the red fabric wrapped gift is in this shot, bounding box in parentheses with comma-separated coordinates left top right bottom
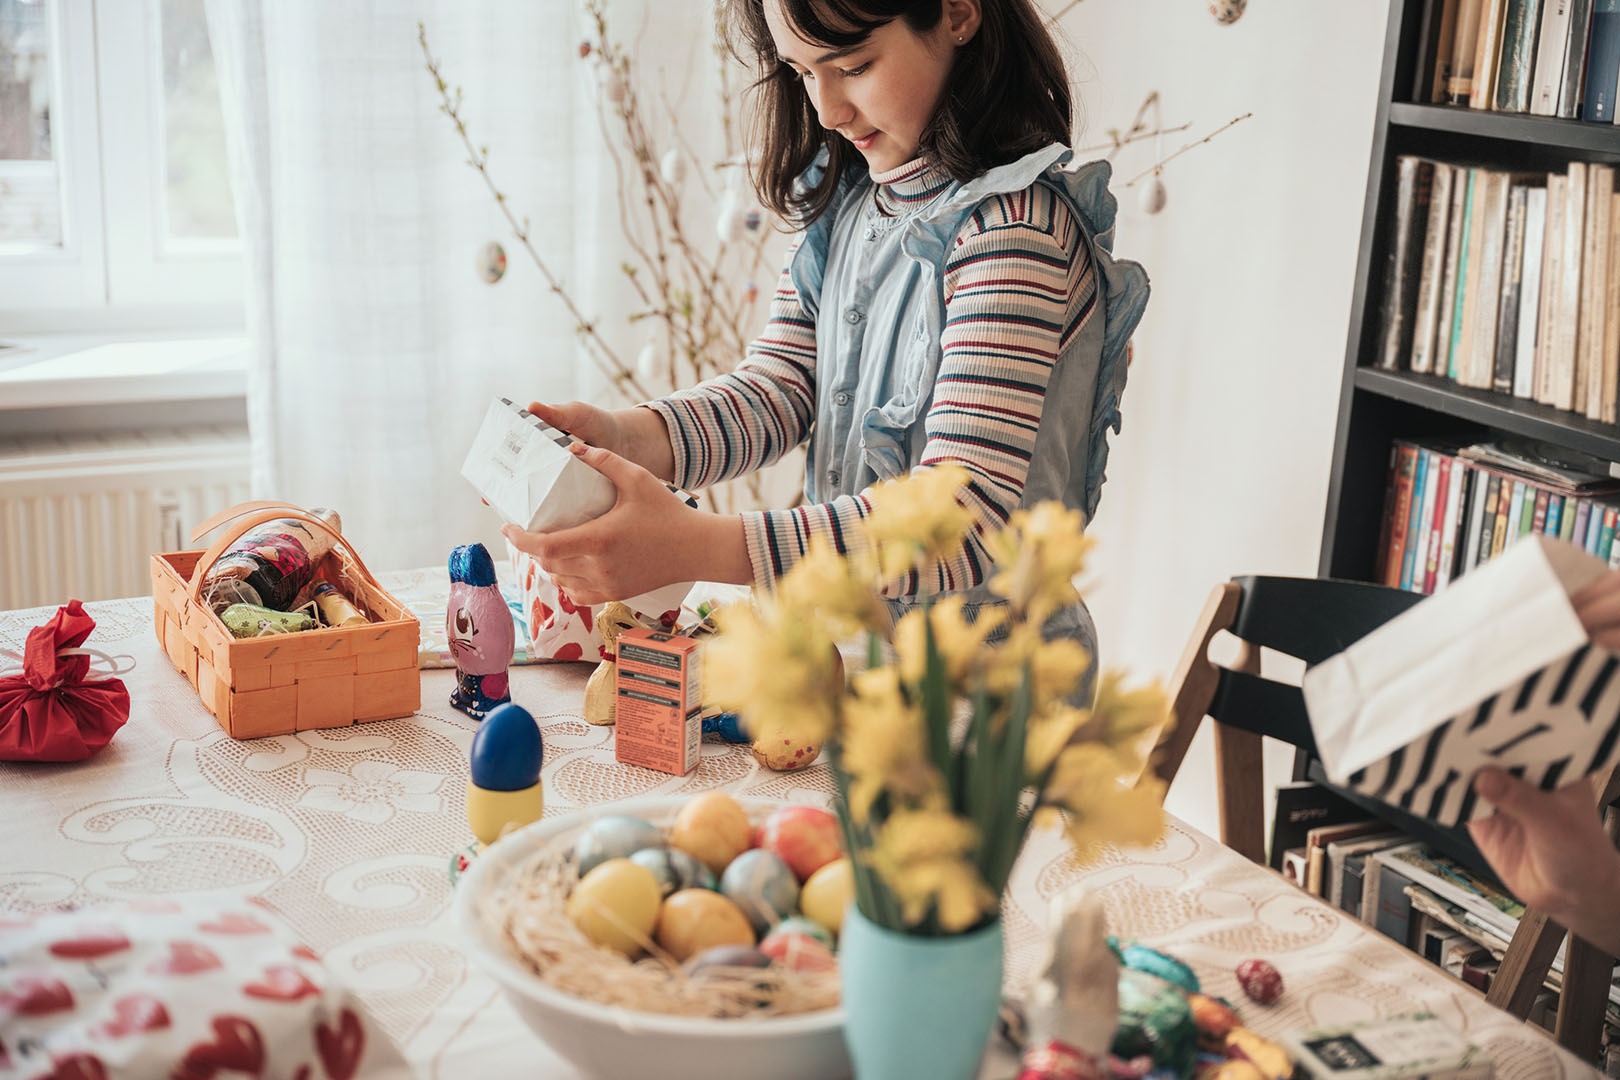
(0, 599, 130, 762)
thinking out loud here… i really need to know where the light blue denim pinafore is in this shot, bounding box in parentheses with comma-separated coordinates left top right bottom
(788, 143, 1150, 689)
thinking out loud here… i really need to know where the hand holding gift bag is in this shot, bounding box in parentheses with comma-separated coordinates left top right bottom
(1303, 535, 1620, 826)
(0, 600, 131, 762)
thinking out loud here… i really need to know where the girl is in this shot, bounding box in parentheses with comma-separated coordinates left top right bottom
(504, 0, 1148, 669)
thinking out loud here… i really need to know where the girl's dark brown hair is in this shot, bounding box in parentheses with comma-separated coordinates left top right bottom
(723, 0, 1072, 225)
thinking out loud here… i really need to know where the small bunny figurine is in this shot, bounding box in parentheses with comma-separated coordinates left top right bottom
(582, 602, 653, 726)
(447, 543, 515, 720)
(1017, 887, 1119, 1079)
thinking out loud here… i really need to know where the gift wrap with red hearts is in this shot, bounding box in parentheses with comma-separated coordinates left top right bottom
(0, 897, 409, 1079)
(507, 545, 692, 663)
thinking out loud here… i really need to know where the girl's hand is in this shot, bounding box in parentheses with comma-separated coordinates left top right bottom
(527, 400, 676, 482)
(527, 400, 627, 456)
(1574, 569, 1620, 652)
(501, 442, 750, 606)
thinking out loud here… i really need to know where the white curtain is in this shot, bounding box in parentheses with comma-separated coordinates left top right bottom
(204, 0, 644, 571)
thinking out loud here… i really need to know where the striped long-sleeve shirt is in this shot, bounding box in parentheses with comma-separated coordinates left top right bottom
(645, 157, 1098, 596)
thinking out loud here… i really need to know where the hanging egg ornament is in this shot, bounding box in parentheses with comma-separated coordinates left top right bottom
(1210, 0, 1247, 25)
(602, 70, 628, 105)
(742, 280, 759, 306)
(715, 189, 745, 244)
(660, 148, 687, 186)
(476, 240, 507, 284)
(465, 703, 544, 846)
(743, 206, 763, 232)
(1139, 174, 1169, 215)
(577, 40, 592, 59)
(636, 338, 660, 380)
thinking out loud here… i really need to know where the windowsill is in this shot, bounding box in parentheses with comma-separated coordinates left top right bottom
(0, 332, 249, 411)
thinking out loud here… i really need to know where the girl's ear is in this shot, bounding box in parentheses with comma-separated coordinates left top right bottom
(943, 0, 981, 44)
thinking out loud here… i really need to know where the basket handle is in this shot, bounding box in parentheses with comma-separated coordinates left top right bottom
(185, 502, 383, 605)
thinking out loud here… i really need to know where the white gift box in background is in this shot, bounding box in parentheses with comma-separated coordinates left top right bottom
(1303, 536, 1620, 826)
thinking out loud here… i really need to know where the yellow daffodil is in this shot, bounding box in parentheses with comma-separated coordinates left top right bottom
(865, 465, 976, 579)
(839, 669, 941, 822)
(698, 467, 1168, 940)
(702, 601, 842, 747)
(986, 503, 1092, 625)
(866, 809, 998, 932)
(892, 595, 1006, 688)
(776, 537, 888, 638)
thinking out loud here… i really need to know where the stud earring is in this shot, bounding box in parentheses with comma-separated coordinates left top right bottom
(957, 36, 964, 43)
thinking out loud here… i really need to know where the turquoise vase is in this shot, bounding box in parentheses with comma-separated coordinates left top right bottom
(839, 907, 1004, 1080)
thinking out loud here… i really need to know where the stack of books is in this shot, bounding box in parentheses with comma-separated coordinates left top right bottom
(1373, 436, 1620, 594)
(1271, 782, 1620, 1049)
(1416, 0, 1620, 122)
(1375, 155, 1620, 425)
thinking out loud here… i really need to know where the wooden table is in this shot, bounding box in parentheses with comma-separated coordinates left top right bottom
(0, 585, 1600, 1077)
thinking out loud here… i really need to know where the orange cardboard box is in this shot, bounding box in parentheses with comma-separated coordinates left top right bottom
(614, 628, 702, 775)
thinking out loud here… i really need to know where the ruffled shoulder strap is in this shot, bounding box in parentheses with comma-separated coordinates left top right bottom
(786, 148, 868, 320)
(1047, 154, 1151, 522)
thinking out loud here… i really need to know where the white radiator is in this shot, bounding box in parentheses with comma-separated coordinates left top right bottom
(0, 426, 252, 609)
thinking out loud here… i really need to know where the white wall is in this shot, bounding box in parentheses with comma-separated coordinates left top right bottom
(1056, 1, 1394, 836)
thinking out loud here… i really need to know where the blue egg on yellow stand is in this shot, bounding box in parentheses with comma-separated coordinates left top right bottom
(452, 702, 546, 883)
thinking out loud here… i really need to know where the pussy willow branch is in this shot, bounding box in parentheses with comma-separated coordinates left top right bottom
(419, 24, 654, 402)
(1122, 111, 1253, 186)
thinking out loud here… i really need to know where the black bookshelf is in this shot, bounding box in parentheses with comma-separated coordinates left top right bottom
(1319, 1, 1620, 584)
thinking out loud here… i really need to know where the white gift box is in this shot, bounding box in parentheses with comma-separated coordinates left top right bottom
(461, 397, 618, 533)
(1302, 535, 1620, 826)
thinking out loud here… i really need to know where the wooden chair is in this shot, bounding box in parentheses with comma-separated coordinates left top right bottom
(1147, 575, 1620, 1060)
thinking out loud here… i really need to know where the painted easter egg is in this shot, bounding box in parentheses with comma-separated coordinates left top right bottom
(759, 932, 836, 972)
(1235, 958, 1283, 1004)
(682, 944, 773, 978)
(475, 240, 507, 284)
(575, 815, 665, 877)
(1138, 175, 1168, 215)
(567, 859, 662, 956)
(1187, 991, 1239, 1044)
(669, 792, 753, 874)
(655, 889, 756, 962)
(750, 731, 822, 772)
(763, 916, 834, 951)
(757, 804, 843, 882)
(469, 703, 542, 791)
(1210, 0, 1247, 25)
(629, 846, 716, 897)
(1117, 941, 1200, 994)
(799, 856, 854, 935)
(720, 849, 800, 935)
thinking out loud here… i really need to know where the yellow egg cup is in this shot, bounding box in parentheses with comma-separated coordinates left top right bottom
(466, 780, 545, 847)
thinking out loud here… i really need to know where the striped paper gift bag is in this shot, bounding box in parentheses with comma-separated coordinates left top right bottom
(1304, 535, 1620, 826)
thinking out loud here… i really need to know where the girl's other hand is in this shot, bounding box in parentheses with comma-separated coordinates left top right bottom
(1574, 568, 1620, 653)
(501, 442, 749, 606)
(527, 400, 626, 456)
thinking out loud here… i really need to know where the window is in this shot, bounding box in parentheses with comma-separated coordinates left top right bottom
(0, 0, 241, 322)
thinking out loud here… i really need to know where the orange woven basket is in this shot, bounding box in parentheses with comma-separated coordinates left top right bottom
(150, 501, 421, 739)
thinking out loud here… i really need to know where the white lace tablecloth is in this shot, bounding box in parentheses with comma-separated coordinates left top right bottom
(0, 585, 1598, 1078)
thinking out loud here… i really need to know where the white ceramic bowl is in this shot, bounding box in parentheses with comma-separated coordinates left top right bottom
(454, 795, 851, 1080)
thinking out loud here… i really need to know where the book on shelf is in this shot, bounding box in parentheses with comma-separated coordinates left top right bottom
(1362, 842, 1424, 946)
(1558, 0, 1598, 117)
(1328, 832, 1406, 914)
(1490, 182, 1528, 394)
(1511, 184, 1546, 399)
(1306, 819, 1391, 896)
(1385, 844, 1526, 939)
(1267, 780, 1371, 871)
(1446, 0, 1489, 103)
(1469, 0, 1510, 110)
(1379, 158, 1438, 371)
(1494, 0, 1545, 111)
(1583, 0, 1620, 121)
(1411, 163, 1456, 376)
(1533, 0, 1578, 113)
(1580, 165, 1614, 420)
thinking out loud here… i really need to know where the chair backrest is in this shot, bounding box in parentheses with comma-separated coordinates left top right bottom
(1150, 573, 1619, 1061)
